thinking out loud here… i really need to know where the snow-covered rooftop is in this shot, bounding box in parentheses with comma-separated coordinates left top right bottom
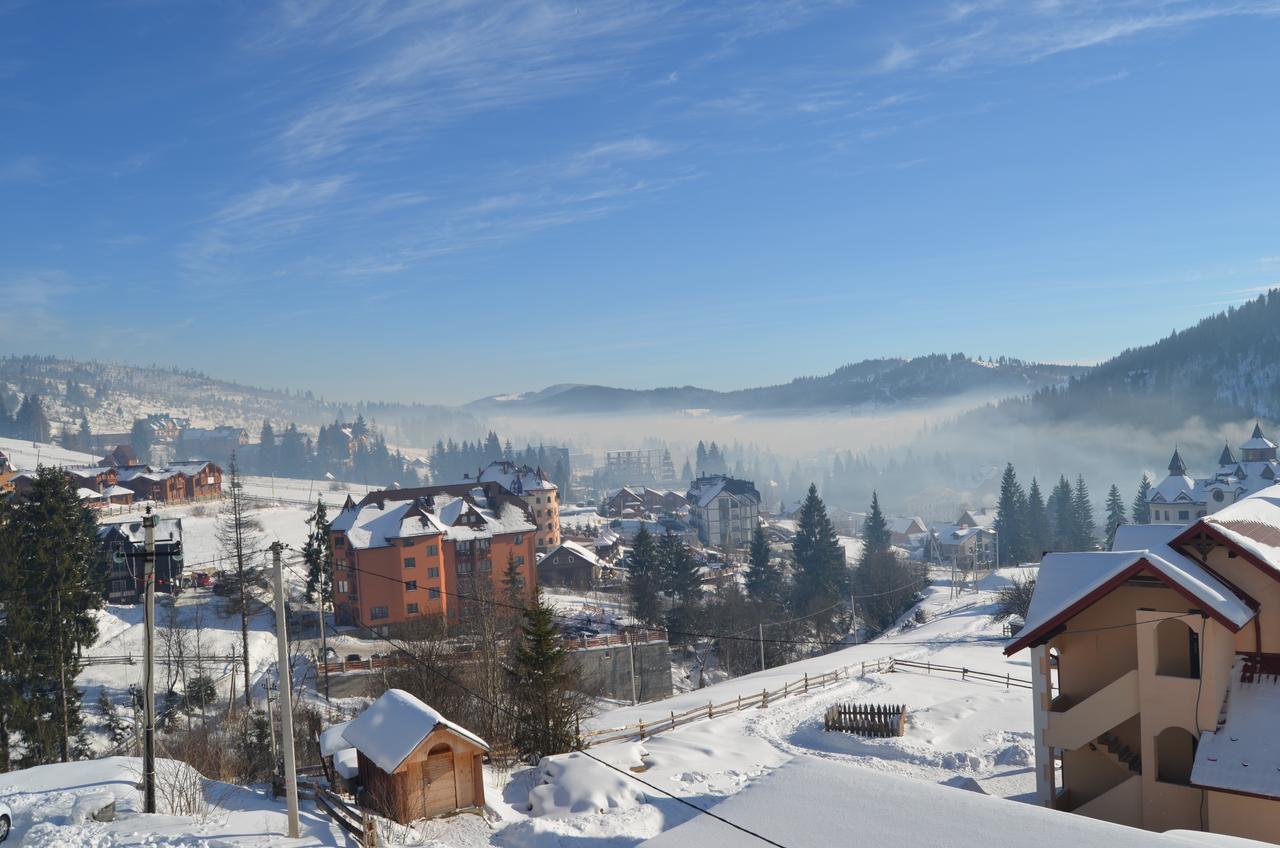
(642, 755, 1235, 848)
(1008, 545, 1254, 655)
(1192, 657, 1280, 798)
(319, 720, 353, 757)
(477, 460, 555, 494)
(341, 688, 488, 774)
(330, 494, 534, 550)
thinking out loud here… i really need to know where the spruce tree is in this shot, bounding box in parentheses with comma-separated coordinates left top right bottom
(745, 526, 782, 609)
(1025, 478, 1051, 560)
(1073, 475, 1098, 550)
(511, 591, 580, 760)
(626, 525, 662, 626)
(658, 533, 701, 641)
(1132, 474, 1153, 525)
(258, 420, 276, 474)
(0, 465, 104, 766)
(14, 394, 51, 443)
(302, 498, 333, 603)
(993, 463, 1027, 565)
(1105, 484, 1127, 548)
(1049, 476, 1076, 551)
(860, 491, 892, 557)
(792, 484, 847, 641)
(77, 414, 91, 452)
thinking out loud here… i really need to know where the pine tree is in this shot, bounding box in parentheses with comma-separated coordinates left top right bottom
(745, 526, 782, 609)
(792, 484, 847, 641)
(302, 498, 333, 603)
(993, 463, 1027, 565)
(1105, 484, 1127, 548)
(14, 394, 51, 443)
(258, 420, 276, 474)
(1073, 475, 1097, 550)
(658, 533, 701, 641)
(77, 414, 91, 452)
(860, 491, 892, 558)
(680, 459, 693, 482)
(1049, 476, 1076, 551)
(0, 465, 104, 766)
(1025, 478, 1051, 560)
(1133, 474, 1153, 525)
(502, 551, 527, 611)
(627, 525, 662, 626)
(511, 591, 581, 760)
(695, 441, 707, 477)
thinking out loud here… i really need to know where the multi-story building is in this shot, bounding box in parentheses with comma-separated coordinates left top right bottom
(329, 486, 538, 635)
(475, 460, 560, 553)
(1147, 423, 1280, 523)
(603, 449, 676, 484)
(1006, 488, 1280, 842)
(98, 517, 185, 603)
(685, 475, 760, 550)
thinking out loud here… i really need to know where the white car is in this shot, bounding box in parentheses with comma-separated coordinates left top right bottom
(0, 799, 10, 842)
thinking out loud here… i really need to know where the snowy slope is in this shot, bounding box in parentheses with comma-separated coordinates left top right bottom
(0, 757, 345, 846)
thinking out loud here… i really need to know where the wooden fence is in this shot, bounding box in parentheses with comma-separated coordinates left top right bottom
(312, 783, 377, 847)
(577, 656, 1030, 748)
(889, 658, 1032, 690)
(580, 667, 850, 747)
(824, 703, 907, 737)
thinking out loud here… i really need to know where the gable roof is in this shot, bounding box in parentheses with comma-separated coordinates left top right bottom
(1005, 547, 1255, 656)
(1173, 485, 1280, 584)
(341, 689, 487, 773)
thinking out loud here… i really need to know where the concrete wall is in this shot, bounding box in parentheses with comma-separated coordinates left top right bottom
(569, 640, 673, 704)
(1207, 790, 1280, 843)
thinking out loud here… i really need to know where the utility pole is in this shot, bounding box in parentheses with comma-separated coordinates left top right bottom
(318, 590, 330, 702)
(142, 508, 157, 814)
(271, 542, 300, 838)
(627, 632, 638, 705)
(758, 622, 765, 673)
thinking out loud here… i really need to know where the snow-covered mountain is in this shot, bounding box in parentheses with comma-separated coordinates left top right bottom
(468, 355, 1081, 415)
(0, 356, 482, 447)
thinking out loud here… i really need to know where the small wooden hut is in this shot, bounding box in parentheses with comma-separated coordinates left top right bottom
(341, 689, 488, 823)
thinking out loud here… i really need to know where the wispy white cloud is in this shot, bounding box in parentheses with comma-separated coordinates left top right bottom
(881, 1, 1280, 74)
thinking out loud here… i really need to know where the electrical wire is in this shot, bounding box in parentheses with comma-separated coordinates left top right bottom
(276, 561, 792, 848)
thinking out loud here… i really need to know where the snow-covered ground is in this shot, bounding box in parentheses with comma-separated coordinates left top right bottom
(10, 565, 1268, 847)
(0, 435, 98, 469)
(0, 757, 346, 847)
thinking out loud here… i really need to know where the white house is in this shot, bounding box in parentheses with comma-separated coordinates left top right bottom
(1148, 423, 1280, 523)
(685, 475, 761, 550)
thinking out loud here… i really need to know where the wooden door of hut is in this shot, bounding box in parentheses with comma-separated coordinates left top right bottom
(425, 743, 457, 816)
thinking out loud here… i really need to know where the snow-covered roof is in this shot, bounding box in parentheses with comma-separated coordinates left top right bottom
(1195, 485, 1280, 576)
(477, 460, 555, 494)
(1150, 473, 1202, 504)
(331, 493, 535, 550)
(333, 748, 359, 780)
(98, 517, 183, 545)
(1192, 657, 1280, 798)
(319, 721, 353, 757)
(77, 486, 103, 499)
(341, 689, 488, 773)
(888, 516, 927, 535)
(101, 485, 133, 497)
(930, 523, 991, 545)
(1007, 546, 1255, 655)
(642, 755, 1225, 848)
(545, 540, 605, 568)
(686, 475, 760, 509)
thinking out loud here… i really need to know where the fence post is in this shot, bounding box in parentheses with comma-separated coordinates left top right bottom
(961, 667, 967, 682)
(639, 720, 645, 740)
(783, 681, 788, 699)
(1005, 673, 1010, 690)
(737, 694, 742, 711)
(762, 688, 768, 708)
(708, 701, 713, 719)
(861, 661, 866, 676)
(804, 673, 809, 693)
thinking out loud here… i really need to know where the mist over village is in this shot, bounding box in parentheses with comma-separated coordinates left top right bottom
(4, 3, 1280, 847)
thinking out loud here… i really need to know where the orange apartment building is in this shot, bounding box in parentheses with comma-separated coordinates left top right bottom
(330, 487, 538, 635)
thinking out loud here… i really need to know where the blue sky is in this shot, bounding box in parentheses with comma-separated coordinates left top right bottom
(2, 0, 1279, 405)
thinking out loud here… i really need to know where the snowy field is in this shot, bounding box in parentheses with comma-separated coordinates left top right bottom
(8, 566, 1273, 846)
